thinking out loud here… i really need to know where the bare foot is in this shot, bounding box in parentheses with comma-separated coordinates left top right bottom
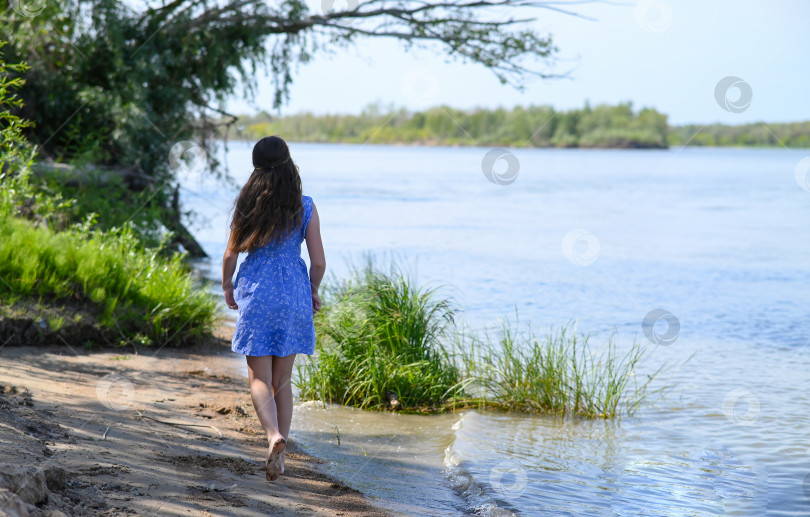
(279, 449, 286, 475)
(265, 436, 287, 481)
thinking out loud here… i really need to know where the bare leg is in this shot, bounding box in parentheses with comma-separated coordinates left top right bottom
(246, 354, 295, 480)
(271, 353, 296, 475)
(245, 355, 283, 444)
(272, 353, 296, 441)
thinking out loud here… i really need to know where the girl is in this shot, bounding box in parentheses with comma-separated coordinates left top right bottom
(221, 135, 326, 482)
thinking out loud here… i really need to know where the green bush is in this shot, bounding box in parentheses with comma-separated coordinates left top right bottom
(296, 258, 462, 410)
(31, 166, 172, 249)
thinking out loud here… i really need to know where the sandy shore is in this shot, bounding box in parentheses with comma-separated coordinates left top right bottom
(0, 325, 394, 517)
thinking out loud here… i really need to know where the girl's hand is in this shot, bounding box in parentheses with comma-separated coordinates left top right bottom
(223, 284, 238, 310)
(311, 291, 322, 315)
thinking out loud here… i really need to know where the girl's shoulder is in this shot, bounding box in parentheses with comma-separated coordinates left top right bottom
(299, 195, 314, 237)
(302, 195, 314, 219)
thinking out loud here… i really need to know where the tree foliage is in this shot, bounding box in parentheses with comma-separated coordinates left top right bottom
(1, 0, 574, 178)
(0, 41, 73, 222)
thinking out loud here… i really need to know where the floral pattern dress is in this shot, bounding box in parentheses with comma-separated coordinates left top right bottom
(231, 195, 315, 357)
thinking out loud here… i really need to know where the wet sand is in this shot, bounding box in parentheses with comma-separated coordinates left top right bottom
(0, 325, 393, 517)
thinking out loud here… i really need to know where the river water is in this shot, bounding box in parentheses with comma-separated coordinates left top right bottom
(182, 141, 810, 516)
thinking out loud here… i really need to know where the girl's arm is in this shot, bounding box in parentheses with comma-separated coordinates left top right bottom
(305, 203, 326, 313)
(222, 231, 239, 309)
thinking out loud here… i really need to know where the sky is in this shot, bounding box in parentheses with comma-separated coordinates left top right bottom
(223, 0, 810, 125)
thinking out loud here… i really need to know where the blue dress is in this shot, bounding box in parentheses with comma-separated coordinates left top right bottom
(231, 195, 316, 357)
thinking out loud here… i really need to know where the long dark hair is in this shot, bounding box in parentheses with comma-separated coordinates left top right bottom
(227, 136, 303, 253)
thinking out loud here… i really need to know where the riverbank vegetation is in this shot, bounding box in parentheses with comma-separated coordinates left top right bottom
(224, 102, 810, 149)
(0, 50, 219, 348)
(295, 259, 671, 418)
(0, 214, 219, 347)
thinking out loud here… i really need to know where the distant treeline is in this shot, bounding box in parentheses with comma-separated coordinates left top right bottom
(669, 122, 810, 148)
(221, 102, 810, 149)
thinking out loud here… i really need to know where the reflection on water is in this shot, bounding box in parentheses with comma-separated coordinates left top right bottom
(189, 143, 810, 516)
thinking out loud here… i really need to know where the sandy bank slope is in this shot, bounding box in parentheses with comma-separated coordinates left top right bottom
(0, 329, 393, 517)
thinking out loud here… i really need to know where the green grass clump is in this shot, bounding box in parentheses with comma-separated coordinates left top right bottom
(296, 259, 673, 418)
(450, 318, 668, 417)
(295, 258, 462, 411)
(0, 214, 219, 346)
